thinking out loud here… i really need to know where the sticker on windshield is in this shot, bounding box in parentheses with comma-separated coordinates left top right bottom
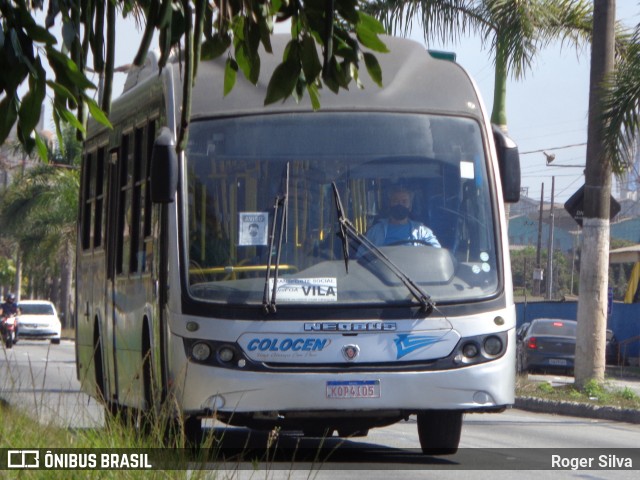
(268, 278, 338, 302)
(238, 212, 268, 246)
(460, 161, 475, 179)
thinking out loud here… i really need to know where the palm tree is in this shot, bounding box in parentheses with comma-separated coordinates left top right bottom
(0, 128, 80, 328)
(574, 14, 640, 389)
(366, 0, 593, 132)
(573, 0, 616, 389)
(601, 22, 640, 175)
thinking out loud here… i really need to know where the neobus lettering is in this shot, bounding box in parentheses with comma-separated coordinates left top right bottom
(304, 322, 397, 332)
(247, 338, 330, 352)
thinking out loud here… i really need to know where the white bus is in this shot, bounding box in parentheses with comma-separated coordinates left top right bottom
(76, 34, 520, 454)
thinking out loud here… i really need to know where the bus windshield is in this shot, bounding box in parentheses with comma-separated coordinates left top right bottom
(185, 112, 499, 307)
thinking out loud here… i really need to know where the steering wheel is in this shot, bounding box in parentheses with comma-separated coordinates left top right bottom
(387, 239, 433, 246)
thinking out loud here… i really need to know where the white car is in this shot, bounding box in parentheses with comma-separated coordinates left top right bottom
(16, 300, 62, 344)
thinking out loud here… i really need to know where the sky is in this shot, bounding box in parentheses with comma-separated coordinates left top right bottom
(401, 2, 639, 206)
(37, 2, 640, 205)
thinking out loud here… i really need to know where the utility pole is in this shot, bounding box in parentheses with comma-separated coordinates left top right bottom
(575, 0, 616, 388)
(546, 177, 555, 300)
(534, 183, 545, 296)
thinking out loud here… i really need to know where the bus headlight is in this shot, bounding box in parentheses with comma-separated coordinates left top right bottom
(484, 336, 503, 356)
(453, 331, 508, 366)
(191, 342, 211, 361)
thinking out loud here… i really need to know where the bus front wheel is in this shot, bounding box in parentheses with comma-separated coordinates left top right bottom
(416, 410, 463, 455)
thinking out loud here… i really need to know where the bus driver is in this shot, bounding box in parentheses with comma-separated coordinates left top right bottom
(364, 186, 441, 248)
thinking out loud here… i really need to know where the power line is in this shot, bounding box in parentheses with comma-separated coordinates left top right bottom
(520, 143, 587, 155)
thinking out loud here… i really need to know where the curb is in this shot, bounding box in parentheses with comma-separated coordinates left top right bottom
(515, 396, 640, 424)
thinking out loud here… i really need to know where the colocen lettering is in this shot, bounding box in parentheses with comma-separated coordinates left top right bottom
(247, 337, 331, 352)
(304, 322, 397, 332)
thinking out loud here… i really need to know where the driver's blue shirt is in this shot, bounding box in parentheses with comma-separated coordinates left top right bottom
(364, 219, 441, 248)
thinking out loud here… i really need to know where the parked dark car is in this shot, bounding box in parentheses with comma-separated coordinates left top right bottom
(517, 318, 621, 375)
(517, 318, 577, 375)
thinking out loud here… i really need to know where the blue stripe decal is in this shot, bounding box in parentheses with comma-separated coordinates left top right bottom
(394, 334, 442, 359)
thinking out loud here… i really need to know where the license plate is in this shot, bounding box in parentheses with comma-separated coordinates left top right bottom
(549, 358, 567, 366)
(326, 380, 380, 399)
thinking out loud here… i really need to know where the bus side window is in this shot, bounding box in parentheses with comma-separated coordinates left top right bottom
(94, 147, 105, 249)
(81, 152, 93, 250)
(116, 133, 131, 276)
(141, 120, 156, 273)
(130, 127, 144, 273)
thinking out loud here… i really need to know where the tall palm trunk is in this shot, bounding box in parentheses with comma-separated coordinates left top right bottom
(575, 0, 616, 388)
(60, 239, 74, 329)
(13, 249, 22, 302)
(491, 34, 511, 221)
(491, 35, 509, 130)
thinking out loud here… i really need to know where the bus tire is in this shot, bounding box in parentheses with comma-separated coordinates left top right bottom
(94, 328, 106, 402)
(140, 338, 153, 433)
(417, 410, 462, 455)
(184, 416, 203, 447)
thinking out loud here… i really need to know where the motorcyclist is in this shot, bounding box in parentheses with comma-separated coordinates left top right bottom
(0, 293, 20, 317)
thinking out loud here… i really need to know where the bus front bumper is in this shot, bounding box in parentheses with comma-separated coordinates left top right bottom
(170, 336, 515, 417)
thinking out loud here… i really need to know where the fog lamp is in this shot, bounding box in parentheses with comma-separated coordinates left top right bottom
(202, 395, 225, 411)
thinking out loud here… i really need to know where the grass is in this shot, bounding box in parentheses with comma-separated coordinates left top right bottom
(0, 399, 314, 478)
(0, 402, 173, 479)
(516, 374, 640, 410)
(0, 340, 326, 479)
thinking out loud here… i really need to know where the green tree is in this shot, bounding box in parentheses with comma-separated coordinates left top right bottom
(601, 21, 640, 174)
(509, 246, 536, 296)
(0, 127, 80, 326)
(366, 0, 592, 131)
(0, 255, 16, 291)
(510, 246, 576, 299)
(1, 0, 388, 155)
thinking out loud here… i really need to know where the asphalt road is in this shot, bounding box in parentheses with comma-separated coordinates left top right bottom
(2, 340, 640, 478)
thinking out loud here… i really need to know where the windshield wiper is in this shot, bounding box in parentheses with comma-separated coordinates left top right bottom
(331, 182, 350, 273)
(330, 182, 435, 316)
(263, 163, 289, 314)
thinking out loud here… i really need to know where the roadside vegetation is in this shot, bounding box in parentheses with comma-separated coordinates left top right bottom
(516, 372, 640, 410)
(0, 399, 312, 478)
(0, 351, 336, 478)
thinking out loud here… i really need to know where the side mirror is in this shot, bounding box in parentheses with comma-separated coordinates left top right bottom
(150, 127, 178, 204)
(492, 125, 521, 203)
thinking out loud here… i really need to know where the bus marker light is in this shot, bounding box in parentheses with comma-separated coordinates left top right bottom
(192, 342, 211, 361)
(186, 321, 199, 332)
(494, 316, 505, 326)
